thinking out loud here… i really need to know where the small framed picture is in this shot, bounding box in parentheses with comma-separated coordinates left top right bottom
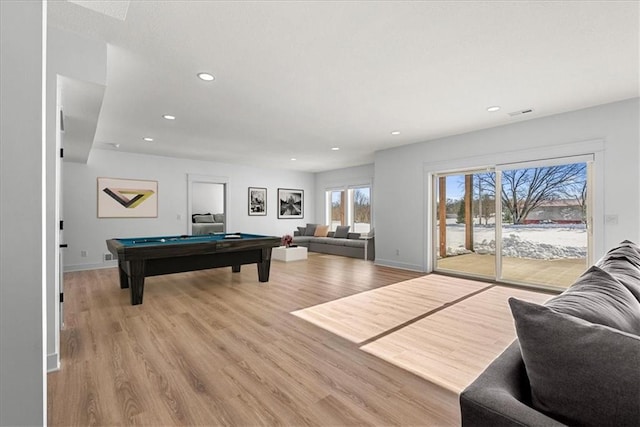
(248, 187, 267, 216)
(278, 188, 304, 219)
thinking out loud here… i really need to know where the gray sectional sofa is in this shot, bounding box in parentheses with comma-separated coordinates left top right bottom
(293, 224, 374, 260)
(460, 240, 640, 427)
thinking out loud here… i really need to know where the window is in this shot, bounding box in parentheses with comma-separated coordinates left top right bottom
(325, 186, 371, 233)
(350, 187, 371, 233)
(327, 190, 345, 230)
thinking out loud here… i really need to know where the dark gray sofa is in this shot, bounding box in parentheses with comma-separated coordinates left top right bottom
(460, 240, 640, 427)
(293, 224, 374, 260)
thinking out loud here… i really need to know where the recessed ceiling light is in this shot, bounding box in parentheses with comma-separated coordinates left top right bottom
(487, 106, 501, 112)
(391, 130, 401, 135)
(143, 137, 154, 142)
(111, 143, 120, 148)
(197, 72, 215, 81)
(290, 157, 297, 161)
(162, 114, 176, 120)
(331, 147, 340, 151)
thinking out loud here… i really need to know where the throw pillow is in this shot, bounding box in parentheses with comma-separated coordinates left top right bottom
(296, 226, 306, 236)
(213, 213, 224, 223)
(618, 239, 640, 258)
(597, 241, 640, 302)
(304, 224, 317, 236)
(545, 265, 640, 334)
(334, 225, 350, 238)
(509, 298, 640, 427)
(314, 225, 329, 237)
(598, 241, 640, 268)
(193, 214, 214, 223)
(599, 259, 640, 302)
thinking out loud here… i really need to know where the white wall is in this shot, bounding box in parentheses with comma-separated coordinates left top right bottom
(0, 1, 46, 425)
(375, 98, 640, 271)
(192, 182, 224, 215)
(64, 149, 314, 270)
(47, 27, 107, 371)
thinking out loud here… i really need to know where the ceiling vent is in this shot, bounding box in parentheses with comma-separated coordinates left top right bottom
(508, 108, 534, 117)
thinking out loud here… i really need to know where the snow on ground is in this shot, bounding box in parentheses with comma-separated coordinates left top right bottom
(442, 224, 588, 259)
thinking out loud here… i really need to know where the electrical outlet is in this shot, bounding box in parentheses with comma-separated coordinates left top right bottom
(103, 253, 113, 262)
(80, 250, 87, 257)
(395, 249, 400, 256)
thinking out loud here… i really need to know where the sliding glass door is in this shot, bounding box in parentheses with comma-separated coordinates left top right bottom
(496, 158, 590, 288)
(435, 170, 497, 278)
(434, 156, 592, 290)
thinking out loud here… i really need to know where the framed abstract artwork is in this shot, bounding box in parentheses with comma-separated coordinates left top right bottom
(248, 187, 267, 216)
(278, 188, 304, 219)
(97, 177, 158, 218)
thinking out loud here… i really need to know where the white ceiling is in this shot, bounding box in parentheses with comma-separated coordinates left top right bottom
(48, 1, 639, 172)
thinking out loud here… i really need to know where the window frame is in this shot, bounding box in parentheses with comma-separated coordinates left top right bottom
(325, 183, 373, 233)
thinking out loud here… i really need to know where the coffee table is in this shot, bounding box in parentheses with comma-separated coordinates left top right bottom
(272, 246, 308, 262)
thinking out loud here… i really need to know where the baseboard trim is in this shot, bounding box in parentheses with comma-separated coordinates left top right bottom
(64, 261, 117, 272)
(47, 352, 59, 372)
(374, 259, 424, 272)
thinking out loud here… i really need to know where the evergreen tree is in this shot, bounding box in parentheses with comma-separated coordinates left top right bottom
(456, 200, 465, 224)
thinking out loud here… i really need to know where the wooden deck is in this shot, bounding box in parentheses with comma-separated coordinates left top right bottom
(437, 253, 587, 289)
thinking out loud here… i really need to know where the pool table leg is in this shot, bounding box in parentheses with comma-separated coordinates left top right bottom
(231, 265, 241, 273)
(257, 248, 273, 282)
(129, 260, 146, 305)
(118, 261, 129, 289)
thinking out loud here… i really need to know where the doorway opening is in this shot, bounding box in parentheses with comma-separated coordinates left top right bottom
(187, 174, 227, 235)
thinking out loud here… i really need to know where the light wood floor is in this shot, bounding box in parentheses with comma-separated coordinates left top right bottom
(292, 275, 490, 344)
(362, 286, 551, 393)
(291, 273, 552, 394)
(49, 254, 463, 426)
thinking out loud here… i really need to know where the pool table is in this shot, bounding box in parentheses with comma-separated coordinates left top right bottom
(106, 233, 281, 305)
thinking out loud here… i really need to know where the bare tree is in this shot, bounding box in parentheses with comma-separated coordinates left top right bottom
(566, 180, 587, 223)
(477, 164, 586, 224)
(353, 188, 370, 224)
(474, 173, 496, 225)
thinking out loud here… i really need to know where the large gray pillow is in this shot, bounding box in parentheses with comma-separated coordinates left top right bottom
(597, 241, 640, 302)
(193, 214, 214, 223)
(304, 224, 317, 236)
(333, 225, 350, 238)
(597, 258, 640, 303)
(616, 240, 640, 258)
(545, 265, 640, 334)
(598, 241, 640, 267)
(509, 298, 640, 427)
